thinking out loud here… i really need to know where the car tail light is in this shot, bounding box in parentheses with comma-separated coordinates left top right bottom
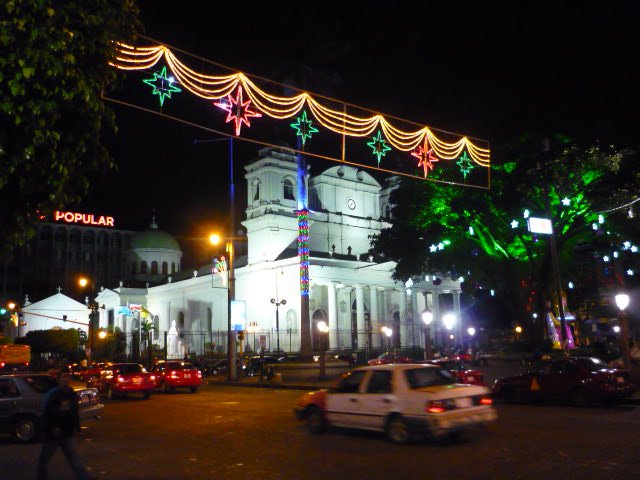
(117, 376, 126, 383)
(480, 396, 492, 405)
(169, 370, 179, 379)
(197, 370, 202, 378)
(0, 362, 4, 368)
(426, 400, 454, 413)
(150, 375, 156, 381)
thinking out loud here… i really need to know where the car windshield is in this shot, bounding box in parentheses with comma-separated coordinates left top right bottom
(167, 362, 196, 370)
(404, 367, 456, 388)
(576, 357, 607, 371)
(116, 364, 145, 374)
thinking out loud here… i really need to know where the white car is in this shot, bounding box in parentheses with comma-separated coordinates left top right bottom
(294, 364, 497, 444)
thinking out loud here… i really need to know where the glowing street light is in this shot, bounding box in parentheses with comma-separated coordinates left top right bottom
(422, 308, 433, 360)
(615, 293, 632, 370)
(317, 320, 330, 380)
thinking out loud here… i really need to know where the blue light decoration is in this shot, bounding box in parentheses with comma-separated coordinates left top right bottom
(523, 209, 530, 219)
(142, 66, 182, 106)
(511, 220, 519, 229)
(296, 209, 310, 296)
(561, 197, 571, 206)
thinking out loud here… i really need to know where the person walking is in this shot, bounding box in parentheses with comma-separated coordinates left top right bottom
(37, 370, 95, 480)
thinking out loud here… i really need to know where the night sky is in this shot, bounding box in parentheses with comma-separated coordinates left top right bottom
(81, 1, 640, 243)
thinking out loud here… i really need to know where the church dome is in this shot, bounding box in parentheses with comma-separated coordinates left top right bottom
(131, 218, 181, 251)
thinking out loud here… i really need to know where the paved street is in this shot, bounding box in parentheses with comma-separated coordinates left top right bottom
(2, 380, 639, 480)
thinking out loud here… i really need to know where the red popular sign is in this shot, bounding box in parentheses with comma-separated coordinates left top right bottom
(54, 211, 115, 227)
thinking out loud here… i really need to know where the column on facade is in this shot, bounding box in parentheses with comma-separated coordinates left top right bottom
(410, 288, 420, 348)
(369, 286, 380, 348)
(338, 286, 352, 349)
(398, 288, 408, 348)
(431, 292, 440, 350)
(327, 282, 338, 350)
(355, 284, 366, 349)
(453, 290, 462, 345)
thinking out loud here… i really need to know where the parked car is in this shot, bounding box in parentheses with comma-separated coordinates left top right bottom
(243, 356, 278, 376)
(205, 359, 229, 377)
(78, 362, 110, 382)
(0, 373, 103, 443)
(150, 360, 202, 393)
(452, 349, 472, 363)
(428, 359, 485, 385)
(90, 363, 155, 399)
(294, 364, 496, 444)
(367, 352, 413, 366)
(491, 356, 635, 405)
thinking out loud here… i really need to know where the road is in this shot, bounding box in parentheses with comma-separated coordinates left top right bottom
(2, 384, 639, 480)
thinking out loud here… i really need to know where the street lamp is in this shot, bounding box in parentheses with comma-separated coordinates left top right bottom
(381, 326, 393, 351)
(615, 293, 631, 370)
(514, 325, 523, 342)
(317, 320, 329, 380)
(443, 313, 456, 353)
(422, 308, 433, 360)
(270, 297, 287, 354)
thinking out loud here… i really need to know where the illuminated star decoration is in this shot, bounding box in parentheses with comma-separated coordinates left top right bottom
(457, 151, 474, 178)
(290, 110, 319, 147)
(214, 86, 262, 136)
(143, 66, 182, 107)
(367, 130, 392, 166)
(411, 139, 439, 178)
(511, 220, 519, 229)
(561, 197, 571, 206)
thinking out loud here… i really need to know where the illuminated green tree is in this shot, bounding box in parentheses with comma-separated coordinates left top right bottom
(372, 135, 640, 345)
(0, 0, 140, 257)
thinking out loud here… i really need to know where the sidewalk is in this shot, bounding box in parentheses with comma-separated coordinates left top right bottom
(204, 361, 640, 405)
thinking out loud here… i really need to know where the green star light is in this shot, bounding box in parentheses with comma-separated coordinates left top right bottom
(290, 110, 319, 147)
(143, 66, 182, 107)
(457, 151, 474, 178)
(367, 130, 392, 165)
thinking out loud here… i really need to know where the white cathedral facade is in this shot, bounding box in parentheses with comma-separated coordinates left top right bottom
(85, 148, 464, 357)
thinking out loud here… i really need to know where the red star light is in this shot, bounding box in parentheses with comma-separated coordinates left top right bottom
(412, 139, 439, 178)
(214, 86, 262, 136)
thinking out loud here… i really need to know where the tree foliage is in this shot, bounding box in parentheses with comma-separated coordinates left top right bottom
(371, 135, 640, 341)
(23, 328, 80, 354)
(0, 0, 140, 257)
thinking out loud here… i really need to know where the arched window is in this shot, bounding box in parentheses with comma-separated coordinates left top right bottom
(253, 179, 260, 201)
(151, 261, 158, 275)
(162, 261, 168, 275)
(384, 205, 391, 219)
(141, 261, 147, 274)
(283, 178, 295, 200)
(178, 312, 185, 338)
(171, 262, 176, 274)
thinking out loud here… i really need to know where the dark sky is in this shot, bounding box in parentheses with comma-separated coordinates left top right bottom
(83, 1, 640, 240)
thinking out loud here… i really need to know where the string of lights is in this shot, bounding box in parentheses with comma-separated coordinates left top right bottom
(110, 42, 491, 172)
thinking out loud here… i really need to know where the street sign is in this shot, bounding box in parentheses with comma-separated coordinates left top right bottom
(259, 335, 267, 349)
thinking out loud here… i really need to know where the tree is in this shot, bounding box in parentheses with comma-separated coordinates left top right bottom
(371, 135, 640, 346)
(0, 0, 140, 257)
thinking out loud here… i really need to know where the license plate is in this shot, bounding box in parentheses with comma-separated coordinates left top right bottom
(184, 374, 191, 379)
(466, 376, 475, 382)
(133, 377, 142, 384)
(617, 377, 625, 383)
(455, 397, 472, 408)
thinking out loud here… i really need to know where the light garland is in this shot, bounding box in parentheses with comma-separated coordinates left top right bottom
(110, 42, 491, 176)
(296, 209, 310, 296)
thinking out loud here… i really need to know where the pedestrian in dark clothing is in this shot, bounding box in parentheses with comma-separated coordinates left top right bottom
(37, 370, 95, 480)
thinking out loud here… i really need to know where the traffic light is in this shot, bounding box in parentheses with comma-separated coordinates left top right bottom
(237, 330, 245, 341)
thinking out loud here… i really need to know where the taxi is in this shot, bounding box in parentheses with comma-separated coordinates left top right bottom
(294, 364, 496, 444)
(92, 363, 155, 399)
(150, 360, 203, 393)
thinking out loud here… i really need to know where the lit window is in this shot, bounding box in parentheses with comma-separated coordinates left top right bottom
(283, 178, 295, 200)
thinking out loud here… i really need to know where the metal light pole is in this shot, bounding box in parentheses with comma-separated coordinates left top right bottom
(270, 298, 286, 354)
(194, 136, 235, 381)
(615, 293, 632, 370)
(443, 312, 456, 355)
(422, 308, 433, 360)
(317, 320, 329, 380)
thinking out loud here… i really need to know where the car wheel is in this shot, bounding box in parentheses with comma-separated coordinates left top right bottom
(143, 390, 152, 399)
(306, 406, 327, 434)
(570, 387, 591, 406)
(161, 382, 170, 393)
(386, 415, 411, 445)
(190, 387, 198, 393)
(13, 416, 39, 444)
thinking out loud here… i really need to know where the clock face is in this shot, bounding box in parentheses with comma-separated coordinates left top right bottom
(347, 198, 356, 210)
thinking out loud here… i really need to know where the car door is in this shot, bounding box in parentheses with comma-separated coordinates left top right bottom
(536, 360, 572, 401)
(0, 379, 21, 425)
(325, 370, 367, 428)
(356, 370, 395, 430)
